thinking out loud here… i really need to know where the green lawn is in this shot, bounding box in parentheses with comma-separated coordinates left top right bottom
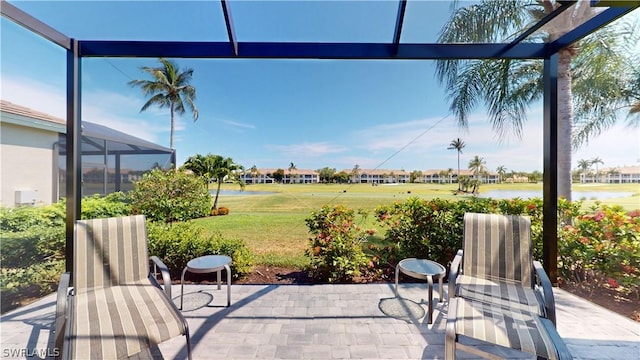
(195, 182, 639, 267)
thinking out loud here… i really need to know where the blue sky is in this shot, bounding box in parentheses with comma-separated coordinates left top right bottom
(1, 1, 638, 173)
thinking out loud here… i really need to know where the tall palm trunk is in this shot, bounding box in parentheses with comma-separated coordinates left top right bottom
(557, 49, 574, 201)
(170, 102, 176, 149)
(457, 153, 461, 191)
(213, 181, 222, 209)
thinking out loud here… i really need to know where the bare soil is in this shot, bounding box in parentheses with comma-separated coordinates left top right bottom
(233, 265, 640, 323)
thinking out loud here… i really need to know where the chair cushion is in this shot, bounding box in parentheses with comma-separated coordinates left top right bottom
(74, 215, 150, 292)
(454, 297, 560, 360)
(463, 213, 532, 287)
(456, 274, 544, 315)
(69, 282, 185, 359)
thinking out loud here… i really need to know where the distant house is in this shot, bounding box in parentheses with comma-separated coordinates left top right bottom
(240, 168, 320, 184)
(580, 166, 640, 184)
(343, 169, 410, 184)
(422, 169, 499, 184)
(505, 175, 530, 183)
(0, 100, 174, 207)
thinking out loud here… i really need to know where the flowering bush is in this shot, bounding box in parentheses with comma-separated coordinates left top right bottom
(559, 204, 640, 296)
(305, 205, 370, 282)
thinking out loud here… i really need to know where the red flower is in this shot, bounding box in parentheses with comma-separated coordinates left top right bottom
(621, 265, 635, 274)
(607, 278, 619, 289)
(594, 211, 605, 222)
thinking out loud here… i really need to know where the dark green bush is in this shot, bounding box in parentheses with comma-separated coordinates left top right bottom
(0, 225, 65, 267)
(1, 204, 66, 267)
(146, 220, 253, 278)
(81, 192, 132, 219)
(0, 259, 65, 313)
(374, 197, 546, 268)
(130, 168, 210, 223)
(0, 203, 65, 231)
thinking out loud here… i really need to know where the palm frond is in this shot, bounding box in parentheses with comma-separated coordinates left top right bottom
(438, 0, 533, 43)
(447, 60, 485, 127)
(140, 93, 170, 112)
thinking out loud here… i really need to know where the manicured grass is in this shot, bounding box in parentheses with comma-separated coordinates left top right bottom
(199, 182, 639, 267)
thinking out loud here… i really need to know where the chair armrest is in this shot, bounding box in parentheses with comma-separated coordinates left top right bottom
(448, 249, 463, 299)
(54, 272, 71, 359)
(150, 256, 172, 299)
(533, 260, 556, 326)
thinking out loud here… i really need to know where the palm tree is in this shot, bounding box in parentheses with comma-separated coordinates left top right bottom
(468, 155, 486, 194)
(351, 164, 361, 184)
(182, 153, 211, 191)
(209, 155, 244, 209)
(607, 167, 620, 184)
(288, 162, 297, 184)
(436, 1, 639, 201)
(469, 155, 486, 177)
(447, 138, 466, 190)
(496, 165, 507, 184)
(577, 159, 592, 183)
(439, 169, 448, 184)
(249, 165, 260, 184)
(182, 154, 244, 209)
(591, 157, 604, 183)
(447, 168, 454, 184)
(129, 58, 198, 149)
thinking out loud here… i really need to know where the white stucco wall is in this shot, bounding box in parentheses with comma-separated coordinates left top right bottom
(1, 122, 58, 207)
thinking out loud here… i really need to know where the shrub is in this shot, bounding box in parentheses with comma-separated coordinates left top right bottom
(558, 205, 640, 296)
(0, 204, 66, 267)
(210, 207, 229, 216)
(146, 220, 253, 278)
(81, 192, 132, 219)
(208, 232, 253, 277)
(374, 197, 546, 268)
(0, 203, 65, 231)
(305, 205, 370, 282)
(0, 225, 65, 267)
(0, 259, 65, 313)
(130, 168, 210, 223)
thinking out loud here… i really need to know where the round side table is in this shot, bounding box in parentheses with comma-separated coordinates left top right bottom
(180, 255, 232, 309)
(395, 258, 446, 324)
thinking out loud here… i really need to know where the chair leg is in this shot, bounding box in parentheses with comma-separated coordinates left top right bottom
(180, 267, 188, 310)
(445, 297, 458, 360)
(182, 318, 193, 360)
(224, 264, 231, 307)
(185, 331, 192, 360)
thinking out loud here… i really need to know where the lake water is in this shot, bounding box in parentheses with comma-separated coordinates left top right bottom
(211, 190, 276, 196)
(480, 190, 635, 200)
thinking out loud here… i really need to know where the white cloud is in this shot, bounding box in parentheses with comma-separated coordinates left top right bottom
(574, 125, 640, 168)
(1, 75, 173, 146)
(217, 118, 256, 130)
(1, 76, 66, 117)
(348, 110, 546, 172)
(265, 142, 348, 157)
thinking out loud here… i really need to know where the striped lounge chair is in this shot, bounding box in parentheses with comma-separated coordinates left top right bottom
(445, 213, 571, 359)
(54, 215, 192, 359)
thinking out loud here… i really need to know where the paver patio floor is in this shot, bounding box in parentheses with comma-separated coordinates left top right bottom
(1, 283, 638, 359)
